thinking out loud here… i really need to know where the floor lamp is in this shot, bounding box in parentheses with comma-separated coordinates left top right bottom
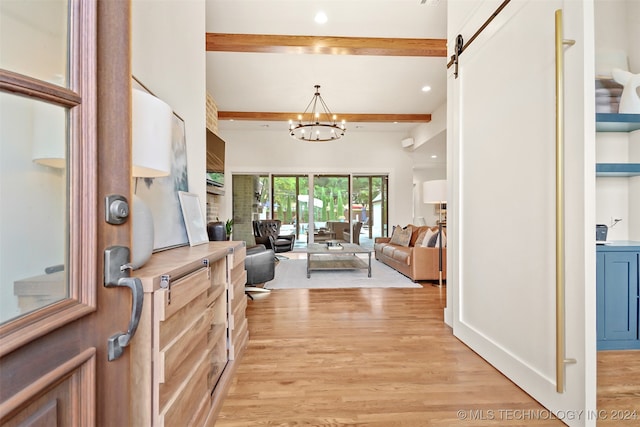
(423, 180, 447, 287)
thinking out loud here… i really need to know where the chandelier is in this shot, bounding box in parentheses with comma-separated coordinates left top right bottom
(289, 85, 346, 142)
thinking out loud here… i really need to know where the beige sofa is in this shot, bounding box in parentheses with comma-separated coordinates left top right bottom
(374, 225, 446, 282)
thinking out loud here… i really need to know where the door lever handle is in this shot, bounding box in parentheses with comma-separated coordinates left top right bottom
(106, 277, 143, 361)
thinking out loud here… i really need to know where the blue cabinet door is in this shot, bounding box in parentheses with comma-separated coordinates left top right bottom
(596, 253, 605, 341)
(598, 252, 639, 349)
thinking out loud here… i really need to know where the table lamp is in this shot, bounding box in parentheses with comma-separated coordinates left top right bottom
(423, 179, 447, 287)
(131, 88, 172, 269)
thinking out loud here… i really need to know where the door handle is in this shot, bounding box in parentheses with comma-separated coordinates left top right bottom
(106, 277, 144, 361)
(554, 9, 577, 393)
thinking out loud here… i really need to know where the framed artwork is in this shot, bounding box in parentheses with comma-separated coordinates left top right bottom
(133, 76, 189, 251)
(178, 191, 209, 246)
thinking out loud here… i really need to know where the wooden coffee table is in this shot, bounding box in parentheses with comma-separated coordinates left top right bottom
(306, 243, 373, 278)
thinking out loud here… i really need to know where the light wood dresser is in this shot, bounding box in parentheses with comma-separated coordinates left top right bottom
(130, 241, 248, 426)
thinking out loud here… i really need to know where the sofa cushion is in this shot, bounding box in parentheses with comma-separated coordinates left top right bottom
(427, 229, 446, 247)
(420, 228, 436, 247)
(381, 244, 397, 258)
(391, 246, 412, 265)
(389, 225, 412, 246)
(409, 225, 428, 246)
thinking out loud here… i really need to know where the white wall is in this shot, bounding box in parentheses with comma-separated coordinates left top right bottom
(411, 124, 447, 226)
(132, 0, 207, 211)
(595, 132, 632, 240)
(594, 0, 639, 73)
(411, 103, 447, 151)
(217, 128, 418, 228)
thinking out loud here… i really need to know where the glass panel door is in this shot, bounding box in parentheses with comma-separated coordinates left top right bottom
(352, 175, 388, 247)
(271, 175, 306, 244)
(312, 175, 349, 243)
(0, 0, 72, 325)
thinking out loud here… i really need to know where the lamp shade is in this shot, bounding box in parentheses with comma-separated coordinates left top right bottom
(423, 179, 447, 204)
(132, 88, 172, 178)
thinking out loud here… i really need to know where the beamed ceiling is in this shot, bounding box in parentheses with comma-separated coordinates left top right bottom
(205, 0, 449, 133)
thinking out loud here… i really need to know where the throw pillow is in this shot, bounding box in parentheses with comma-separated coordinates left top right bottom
(409, 225, 428, 246)
(415, 230, 427, 247)
(389, 225, 412, 246)
(426, 231, 439, 247)
(426, 229, 447, 248)
(421, 228, 436, 247)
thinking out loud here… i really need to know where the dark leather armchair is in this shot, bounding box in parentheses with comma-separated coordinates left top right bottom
(252, 220, 295, 253)
(244, 244, 275, 298)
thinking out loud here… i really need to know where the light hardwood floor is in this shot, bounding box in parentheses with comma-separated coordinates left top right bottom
(216, 268, 639, 426)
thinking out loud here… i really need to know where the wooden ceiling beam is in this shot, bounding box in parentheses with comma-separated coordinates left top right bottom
(218, 111, 431, 123)
(206, 33, 447, 57)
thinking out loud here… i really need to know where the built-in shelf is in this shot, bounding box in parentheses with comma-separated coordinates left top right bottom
(595, 113, 640, 132)
(596, 163, 640, 177)
(206, 184, 225, 195)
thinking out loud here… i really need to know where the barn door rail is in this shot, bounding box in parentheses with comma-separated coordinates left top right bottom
(554, 8, 576, 394)
(446, 0, 512, 78)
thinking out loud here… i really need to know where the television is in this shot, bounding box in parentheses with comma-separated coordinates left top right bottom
(206, 129, 225, 187)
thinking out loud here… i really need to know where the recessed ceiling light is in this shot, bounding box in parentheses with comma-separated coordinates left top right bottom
(431, 154, 438, 158)
(422, 86, 432, 92)
(315, 11, 328, 24)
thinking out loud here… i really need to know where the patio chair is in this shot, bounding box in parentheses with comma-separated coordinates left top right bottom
(252, 219, 295, 253)
(343, 221, 363, 244)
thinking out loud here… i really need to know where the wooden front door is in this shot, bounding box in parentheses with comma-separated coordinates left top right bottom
(0, 1, 134, 425)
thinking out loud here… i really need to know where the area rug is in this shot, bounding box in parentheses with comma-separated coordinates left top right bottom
(265, 258, 422, 290)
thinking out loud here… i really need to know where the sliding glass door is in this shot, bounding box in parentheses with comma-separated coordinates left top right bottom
(271, 175, 307, 240)
(233, 173, 388, 249)
(352, 175, 388, 246)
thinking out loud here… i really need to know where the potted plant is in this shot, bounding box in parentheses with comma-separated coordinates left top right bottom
(225, 219, 233, 240)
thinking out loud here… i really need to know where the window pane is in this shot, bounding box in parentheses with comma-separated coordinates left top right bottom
(0, 93, 68, 323)
(0, 0, 69, 85)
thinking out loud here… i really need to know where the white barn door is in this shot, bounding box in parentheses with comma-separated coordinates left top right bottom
(447, 1, 597, 425)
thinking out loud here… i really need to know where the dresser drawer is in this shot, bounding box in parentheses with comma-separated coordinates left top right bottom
(229, 265, 246, 301)
(231, 245, 246, 270)
(154, 267, 213, 425)
(156, 267, 210, 321)
(158, 307, 213, 384)
(208, 325, 228, 389)
(230, 317, 248, 361)
(230, 271, 247, 309)
(159, 350, 210, 427)
(229, 291, 247, 331)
